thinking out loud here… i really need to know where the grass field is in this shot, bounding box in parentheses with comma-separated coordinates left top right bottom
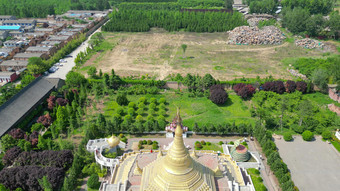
(303, 92, 340, 108)
(247, 168, 267, 191)
(79, 29, 326, 80)
(199, 143, 223, 152)
(103, 92, 255, 129)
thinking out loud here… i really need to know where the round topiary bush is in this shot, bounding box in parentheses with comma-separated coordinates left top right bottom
(116, 94, 128, 106)
(87, 174, 100, 189)
(322, 130, 332, 140)
(147, 140, 153, 145)
(283, 132, 293, 141)
(206, 142, 211, 146)
(302, 130, 314, 141)
(201, 140, 206, 145)
(229, 141, 234, 145)
(152, 143, 158, 149)
(128, 102, 136, 108)
(195, 142, 202, 150)
(116, 107, 124, 116)
(257, 176, 263, 182)
(150, 98, 157, 104)
(139, 97, 147, 104)
(218, 141, 223, 145)
(159, 98, 166, 104)
(142, 140, 147, 145)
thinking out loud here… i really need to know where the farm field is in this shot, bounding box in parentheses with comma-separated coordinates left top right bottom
(79, 29, 326, 80)
(101, 92, 255, 129)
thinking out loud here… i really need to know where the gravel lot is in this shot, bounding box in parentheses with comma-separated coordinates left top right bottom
(275, 136, 340, 191)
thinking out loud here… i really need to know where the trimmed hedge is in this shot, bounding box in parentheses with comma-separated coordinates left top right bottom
(254, 123, 297, 191)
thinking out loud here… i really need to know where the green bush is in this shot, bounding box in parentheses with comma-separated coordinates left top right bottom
(147, 115, 154, 121)
(218, 141, 223, 145)
(139, 140, 143, 145)
(116, 107, 124, 115)
(152, 143, 158, 149)
(128, 102, 136, 108)
(159, 98, 166, 104)
(322, 130, 332, 140)
(139, 97, 147, 104)
(159, 109, 166, 116)
(116, 93, 129, 106)
(136, 115, 143, 122)
(149, 103, 156, 110)
(149, 108, 156, 115)
(142, 140, 147, 145)
(147, 140, 153, 145)
(87, 174, 100, 189)
(128, 108, 135, 116)
(159, 103, 166, 110)
(153, 141, 158, 144)
(200, 140, 206, 145)
(302, 130, 314, 141)
(150, 98, 157, 104)
(206, 142, 211, 146)
(283, 132, 293, 141)
(292, 124, 304, 134)
(257, 177, 263, 182)
(195, 142, 202, 150)
(138, 102, 145, 109)
(121, 137, 127, 143)
(229, 141, 234, 145)
(137, 108, 144, 115)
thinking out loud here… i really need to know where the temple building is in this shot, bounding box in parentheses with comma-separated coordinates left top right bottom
(94, 110, 256, 191)
(140, 118, 216, 190)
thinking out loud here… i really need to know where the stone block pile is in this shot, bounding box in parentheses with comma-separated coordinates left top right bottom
(295, 38, 324, 49)
(228, 26, 286, 45)
(247, 18, 268, 27)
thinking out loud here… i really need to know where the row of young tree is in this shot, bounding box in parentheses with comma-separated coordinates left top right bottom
(102, 9, 247, 32)
(253, 123, 297, 191)
(282, 8, 340, 38)
(292, 55, 340, 92)
(0, 0, 110, 18)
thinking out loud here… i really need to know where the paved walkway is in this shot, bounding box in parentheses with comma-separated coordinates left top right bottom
(248, 139, 280, 191)
(275, 135, 340, 191)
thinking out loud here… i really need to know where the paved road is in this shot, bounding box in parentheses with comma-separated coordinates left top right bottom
(275, 135, 340, 191)
(46, 22, 105, 80)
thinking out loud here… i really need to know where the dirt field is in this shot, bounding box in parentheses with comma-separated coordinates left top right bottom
(82, 28, 326, 80)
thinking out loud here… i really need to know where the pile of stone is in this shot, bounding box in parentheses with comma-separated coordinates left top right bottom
(247, 18, 268, 27)
(295, 38, 324, 49)
(228, 26, 286, 45)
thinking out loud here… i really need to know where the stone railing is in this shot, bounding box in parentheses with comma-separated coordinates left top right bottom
(336, 131, 340, 140)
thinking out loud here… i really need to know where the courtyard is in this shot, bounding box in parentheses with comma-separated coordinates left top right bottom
(275, 136, 340, 191)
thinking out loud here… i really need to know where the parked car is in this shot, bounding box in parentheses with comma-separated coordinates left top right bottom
(65, 55, 73, 58)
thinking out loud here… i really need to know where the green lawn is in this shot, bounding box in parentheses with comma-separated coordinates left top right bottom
(103, 92, 255, 129)
(303, 92, 340, 107)
(200, 143, 223, 152)
(247, 168, 267, 191)
(331, 140, 340, 153)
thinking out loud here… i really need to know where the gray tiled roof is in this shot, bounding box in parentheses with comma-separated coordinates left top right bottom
(0, 77, 55, 137)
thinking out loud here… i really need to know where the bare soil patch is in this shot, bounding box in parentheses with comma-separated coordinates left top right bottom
(82, 30, 326, 80)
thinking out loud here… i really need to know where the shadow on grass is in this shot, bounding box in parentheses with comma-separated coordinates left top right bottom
(217, 97, 233, 107)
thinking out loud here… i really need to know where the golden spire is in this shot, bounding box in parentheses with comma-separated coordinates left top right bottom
(140, 110, 216, 190)
(157, 149, 163, 159)
(107, 134, 120, 148)
(134, 161, 143, 176)
(191, 150, 197, 159)
(176, 107, 182, 125)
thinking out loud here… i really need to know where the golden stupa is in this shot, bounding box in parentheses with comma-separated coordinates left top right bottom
(140, 109, 216, 191)
(107, 135, 120, 148)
